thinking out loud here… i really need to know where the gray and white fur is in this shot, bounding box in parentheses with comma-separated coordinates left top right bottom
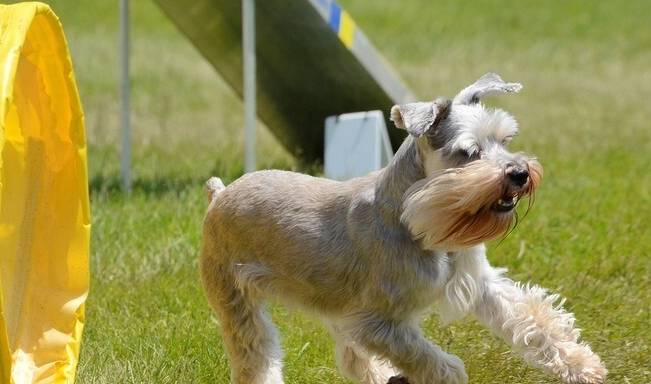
(201, 73, 606, 384)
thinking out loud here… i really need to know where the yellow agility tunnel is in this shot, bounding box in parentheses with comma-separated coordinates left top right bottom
(0, 2, 90, 383)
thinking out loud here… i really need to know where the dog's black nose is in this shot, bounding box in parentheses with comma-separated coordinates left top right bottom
(508, 168, 529, 187)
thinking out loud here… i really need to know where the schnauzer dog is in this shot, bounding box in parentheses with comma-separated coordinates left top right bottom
(201, 73, 606, 384)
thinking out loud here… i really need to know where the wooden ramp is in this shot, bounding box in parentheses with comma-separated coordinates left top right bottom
(154, 0, 415, 162)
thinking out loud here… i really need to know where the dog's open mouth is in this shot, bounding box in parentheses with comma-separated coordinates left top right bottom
(494, 195, 518, 212)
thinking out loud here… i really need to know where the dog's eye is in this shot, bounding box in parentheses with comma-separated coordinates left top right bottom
(458, 148, 480, 161)
(501, 135, 516, 145)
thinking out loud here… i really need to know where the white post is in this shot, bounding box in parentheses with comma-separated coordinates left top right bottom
(242, 0, 256, 173)
(120, 0, 132, 193)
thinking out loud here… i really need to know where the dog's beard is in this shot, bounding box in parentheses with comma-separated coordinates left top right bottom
(402, 159, 542, 250)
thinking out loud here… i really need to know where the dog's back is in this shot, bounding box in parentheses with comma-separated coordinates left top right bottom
(201, 169, 379, 312)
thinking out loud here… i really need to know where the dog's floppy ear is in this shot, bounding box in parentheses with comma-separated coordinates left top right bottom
(453, 72, 522, 105)
(390, 98, 451, 137)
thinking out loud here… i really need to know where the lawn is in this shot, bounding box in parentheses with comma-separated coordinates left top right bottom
(38, 0, 651, 382)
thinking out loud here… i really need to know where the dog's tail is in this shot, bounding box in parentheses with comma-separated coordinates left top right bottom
(205, 177, 226, 203)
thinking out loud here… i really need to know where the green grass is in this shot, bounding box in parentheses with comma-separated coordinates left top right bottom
(31, 0, 651, 382)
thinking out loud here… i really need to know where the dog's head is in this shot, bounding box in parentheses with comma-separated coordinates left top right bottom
(391, 73, 542, 250)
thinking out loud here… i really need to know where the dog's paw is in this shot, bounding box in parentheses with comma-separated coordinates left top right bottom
(558, 343, 607, 384)
(438, 353, 468, 384)
(394, 353, 467, 384)
(387, 375, 410, 384)
(563, 361, 607, 384)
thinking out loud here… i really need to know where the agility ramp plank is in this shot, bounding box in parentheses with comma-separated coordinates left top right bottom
(154, 0, 415, 162)
(0, 3, 90, 383)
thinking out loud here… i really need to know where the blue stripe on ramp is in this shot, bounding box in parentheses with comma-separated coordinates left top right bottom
(328, 2, 341, 32)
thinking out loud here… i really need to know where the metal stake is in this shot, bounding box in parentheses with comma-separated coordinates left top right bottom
(120, 0, 132, 193)
(242, 0, 256, 173)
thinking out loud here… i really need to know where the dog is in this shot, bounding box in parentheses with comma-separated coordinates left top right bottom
(200, 73, 607, 384)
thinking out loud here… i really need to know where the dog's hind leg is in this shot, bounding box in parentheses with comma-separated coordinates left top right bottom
(200, 242, 283, 384)
(325, 321, 397, 384)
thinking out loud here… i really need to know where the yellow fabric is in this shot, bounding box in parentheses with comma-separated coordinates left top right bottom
(0, 2, 90, 383)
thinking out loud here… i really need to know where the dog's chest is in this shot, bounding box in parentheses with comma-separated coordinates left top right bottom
(371, 250, 450, 315)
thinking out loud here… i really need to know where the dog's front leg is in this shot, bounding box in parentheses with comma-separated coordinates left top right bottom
(463, 250, 607, 383)
(347, 315, 468, 384)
